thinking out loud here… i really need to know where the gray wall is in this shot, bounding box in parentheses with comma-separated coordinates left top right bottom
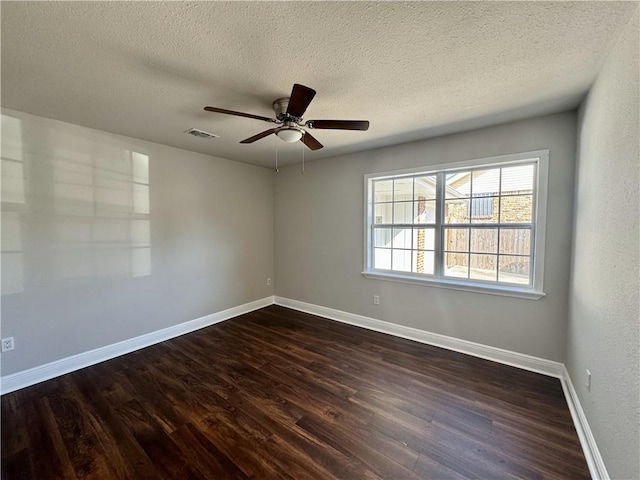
(1, 109, 274, 375)
(275, 112, 576, 361)
(569, 10, 639, 480)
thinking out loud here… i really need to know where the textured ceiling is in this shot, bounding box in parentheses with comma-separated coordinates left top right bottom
(1, 1, 636, 167)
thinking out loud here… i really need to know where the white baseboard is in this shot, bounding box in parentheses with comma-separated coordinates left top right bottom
(274, 296, 564, 378)
(274, 296, 607, 479)
(560, 366, 609, 480)
(2, 294, 605, 480)
(0, 296, 275, 395)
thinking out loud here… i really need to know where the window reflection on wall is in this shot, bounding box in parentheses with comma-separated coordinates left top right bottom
(1, 211, 24, 294)
(1, 114, 26, 294)
(52, 147, 152, 279)
(2, 113, 153, 294)
(131, 152, 151, 277)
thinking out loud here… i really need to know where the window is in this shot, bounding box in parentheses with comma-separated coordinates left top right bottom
(363, 151, 548, 299)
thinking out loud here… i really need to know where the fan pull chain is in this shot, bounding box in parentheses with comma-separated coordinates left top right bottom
(301, 135, 305, 175)
(274, 134, 279, 173)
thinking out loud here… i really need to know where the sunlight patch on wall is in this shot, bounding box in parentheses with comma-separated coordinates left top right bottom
(1, 112, 153, 297)
(51, 149, 152, 280)
(1, 114, 26, 293)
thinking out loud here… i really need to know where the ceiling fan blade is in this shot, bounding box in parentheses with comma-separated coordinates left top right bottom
(240, 129, 277, 144)
(286, 84, 316, 118)
(301, 131, 323, 151)
(305, 120, 370, 131)
(204, 106, 275, 123)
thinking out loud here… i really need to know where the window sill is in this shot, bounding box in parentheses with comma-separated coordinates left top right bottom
(361, 271, 546, 300)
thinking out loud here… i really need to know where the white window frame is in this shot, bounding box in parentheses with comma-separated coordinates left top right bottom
(362, 150, 549, 300)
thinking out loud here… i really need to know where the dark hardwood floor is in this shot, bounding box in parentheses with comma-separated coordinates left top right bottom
(2, 305, 590, 479)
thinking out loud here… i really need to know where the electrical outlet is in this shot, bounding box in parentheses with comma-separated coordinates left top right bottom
(373, 295, 380, 305)
(1, 337, 15, 352)
(586, 370, 591, 391)
(267, 278, 272, 286)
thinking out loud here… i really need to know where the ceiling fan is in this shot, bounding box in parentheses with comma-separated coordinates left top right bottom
(204, 84, 369, 151)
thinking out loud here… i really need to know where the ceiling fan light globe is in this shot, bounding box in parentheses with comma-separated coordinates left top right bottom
(277, 128, 303, 143)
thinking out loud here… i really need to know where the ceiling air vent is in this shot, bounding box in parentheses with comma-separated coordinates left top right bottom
(184, 128, 219, 139)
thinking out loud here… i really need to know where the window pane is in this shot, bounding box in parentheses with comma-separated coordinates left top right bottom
(498, 255, 530, 284)
(470, 254, 497, 281)
(132, 152, 149, 184)
(500, 195, 532, 223)
(499, 228, 531, 256)
(413, 228, 435, 250)
(470, 228, 498, 254)
(446, 171, 471, 198)
(413, 250, 434, 275)
(132, 247, 151, 277)
(392, 249, 412, 272)
(374, 248, 391, 270)
(374, 228, 392, 247)
(414, 176, 436, 200)
(393, 201, 413, 223)
(2, 211, 22, 250)
(1, 160, 26, 204)
(393, 178, 413, 201)
(1, 252, 24, 294)
(56, 183, 94, 216)
(132, 219, 151, 247)
(1, 114, 24, 161)
(444, 252, 469, 279)
(374, 203, 393, 224)
(374, 180, 393, 203)
(501, 164, 534, 194)
(133, 183, 150, 214)
(444, 227, 469, 253)
(392, 228, 412, 249)
(414, 199, 436, 224)
(471, 196, 498, 223)
(472, 169, 500, 196)
(444, 199, 470, 223)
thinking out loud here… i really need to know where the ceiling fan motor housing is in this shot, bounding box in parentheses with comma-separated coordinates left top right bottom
(273, 97, 297, 122)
